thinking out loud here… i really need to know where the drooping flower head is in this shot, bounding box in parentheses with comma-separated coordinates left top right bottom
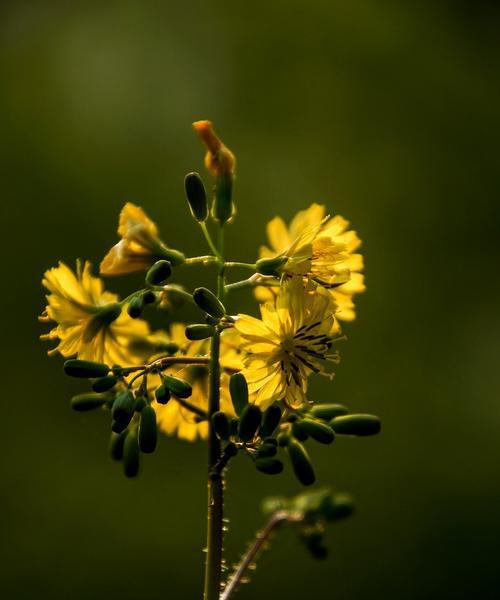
(256, 203, 365, 321)
(100, 203, 185, 276)
(40, 260, 149, 364)
(147, 324, 242, 442)
(236, 278, 342, 410)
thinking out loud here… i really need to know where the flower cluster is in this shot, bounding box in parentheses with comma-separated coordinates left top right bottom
(40, 120, 379, 484)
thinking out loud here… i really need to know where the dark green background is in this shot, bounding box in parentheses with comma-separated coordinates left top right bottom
(1, 1, 499, 598)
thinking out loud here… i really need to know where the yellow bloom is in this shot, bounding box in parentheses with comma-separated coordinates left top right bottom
(192, 120, 236, 178)
(256, 203, 365, 321)
(100, 202, 184, 276)
(146, 324, 241, 442)
(40, 260, 150, 364)
(235, 278, 342, 410)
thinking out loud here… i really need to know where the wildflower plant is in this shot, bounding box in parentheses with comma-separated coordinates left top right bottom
(40, 121, 381, 599)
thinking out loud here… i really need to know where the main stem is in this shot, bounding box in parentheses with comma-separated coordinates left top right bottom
(204, 226, 226, 600)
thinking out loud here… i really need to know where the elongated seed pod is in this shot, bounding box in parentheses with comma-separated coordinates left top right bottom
(138, 405, 157, 453)
(238, 404, 262, 442)
(64, 359, 109, 379)
(330, 414, 381, 437)
(288, 439, 315, 486)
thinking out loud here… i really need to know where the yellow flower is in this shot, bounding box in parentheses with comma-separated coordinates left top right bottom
(256, 203, 365, 321)
(192, 120, 236, 178)
(40, 260, 150, 364)
(235, 278, 342, 410)
(146, 324, 240, 442)
(100, 202, 184, 276)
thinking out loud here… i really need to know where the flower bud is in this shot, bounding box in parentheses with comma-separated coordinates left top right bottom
(193, 287, 226, 319)
(70, 393, 108, 412)
(300, 418, 335, 445)
(146, 260, 172, 286)
(185, 324, 215, 341)
(292, 421, 309, 441)
(134, 396, 147, 412)
(112, 389, 136, 424)
(255, 256, 288, 276)
(109, 430, 127, 461)
(138, 405, 157, 454)
(212, 174, 234, 225)
(277, 432, 290, 447)
(111, 419, 128, 434)
(259, 405, 282, 438)
(92, 374, 118, 393)
(229, 373, 248, 416)
(123, 431, 140, 478)
(288, 439, 315, 486)
(256, 443, 278, 459)
(255, 458, 284, 475)
(238, 404, 262, 442)
(309, 403, 349, 420)
(330, 414, 381, 436)
(64, 359, 109, 379)
(229, 418, 239, 436)
(127, 295, 144, 319)
(155, 384, 170, 405)
(163, 375, 192, 399)
(212, 411, 231, 440)
(184, 172, 208, 222)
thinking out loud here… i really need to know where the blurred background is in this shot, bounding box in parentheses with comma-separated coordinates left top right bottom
(1, 1, 499, 598)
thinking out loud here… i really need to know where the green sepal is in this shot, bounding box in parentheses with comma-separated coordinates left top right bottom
(91, 374, 118, 393)
(255, 457, 284, 475)
(288, 439, 316, 486)
(154, 384, 171, 405)
(123, 431, 140, 478)
(127, 295, 144, 319)
(138, 405, 157, 454)
(300, 418, 335, 445)
(185, 324, 215, 341)
(112, 389, 136, 424)
(109, 430, 127, 461)
(255, 255, 288, 276)
(260, 405, 282, 438)
(70, 392, 108, 412)
(163, 375, 192, 399)
(229, 373, 248, 416)
(330, 414, 381, 436)
(184, 172, 208, 222)
(310, 403, 349, 420)
(193, 287, 226, 319)
(146, 260, 172, 286)
(212, 411, 231, 440)
(238, 404, 262, 442)
(64, 359, 110, 379)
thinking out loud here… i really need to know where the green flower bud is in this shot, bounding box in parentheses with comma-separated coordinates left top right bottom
(330, 414, 381, 436)
(256, 443, 278, 458)
(229, 372, 249, 416)
(112, 389, 136, 424)
(260, 405, 282, 438)
(154, 384, 170, 404)
(111, 419, 128, 434)
(70, 393, 108, 412)
(309, 403, 349, 420)
(184, 172, 208, 222)
(91, 374, 118, 393)
(288, 440, 316, 486)
(300, 418, 335, 445)
(123, 431, 140, 478)
(163, 375, 192, 399)
(238, 404, 262, 442)
(64, 359, 110, 379)
(185, 324, 215, 341)
(229, 418, 239, 436)
(276, 432, 290, 447)
(212, 174, 234, 225)
(138, 405, 157, 454)
(109, 430, 127, 461)
(134, 396, 147, 412)
(193, 287, 226, 319)
(255, 457, 284, 475)
(146, 260, 172, 286)
(263, 437, 278, 446)
(212, 411, 231, 440)
(255, 255, 288, 276)
(127, 295, 144, 319)
(292, 421, 309, 441)
(142, 290, 157, 304)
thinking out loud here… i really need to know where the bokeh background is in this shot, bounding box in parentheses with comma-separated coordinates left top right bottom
(1, 1, 499, 598)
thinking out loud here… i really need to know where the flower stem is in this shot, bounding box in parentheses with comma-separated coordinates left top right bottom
(200, 222, 222, 260)
(224, 261, 256, 271)
(224, 274, 279, 294)
(204, 225, 226, 600)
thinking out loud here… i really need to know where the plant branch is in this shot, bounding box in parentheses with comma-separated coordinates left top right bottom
(200, 222, 222, 260)
(224, 274, 279, 294)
